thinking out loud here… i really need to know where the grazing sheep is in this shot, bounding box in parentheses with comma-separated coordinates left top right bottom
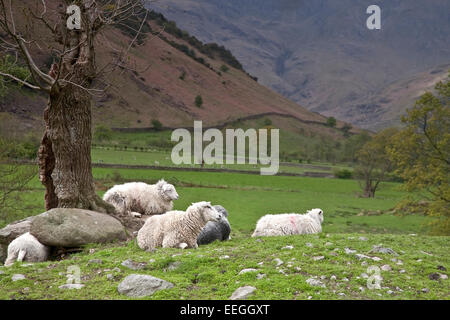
(103, 180, 179, 217)
(252, 208, 324, 237)
(197, 205, 231, 245)
(4, 232, 50, 267)
(137, 201, 223, 251)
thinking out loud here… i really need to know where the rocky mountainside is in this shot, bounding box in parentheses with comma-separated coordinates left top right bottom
(0, 4, 359, 140)
(148, 0, 450, 129)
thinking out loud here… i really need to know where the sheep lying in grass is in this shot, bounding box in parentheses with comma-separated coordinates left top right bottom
(4, 232, 50, 267)
(252, 208, 324, 237)
(197, 205, 231, 245)
(103, 180, 179, 217)
(137, 201, 223, 251)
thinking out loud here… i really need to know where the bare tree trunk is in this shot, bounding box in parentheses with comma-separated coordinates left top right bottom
(38, 83, 114, 213)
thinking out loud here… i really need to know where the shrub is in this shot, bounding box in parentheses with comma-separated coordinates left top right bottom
(195, 95, 203, 108)
(333, 169, 353, 179)
(152, 119, 163, 131)
(220, 64, 229, 73)
(326, 117, 337, 128)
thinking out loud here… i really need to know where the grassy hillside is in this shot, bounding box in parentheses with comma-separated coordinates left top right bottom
(1, 232, 448, 300)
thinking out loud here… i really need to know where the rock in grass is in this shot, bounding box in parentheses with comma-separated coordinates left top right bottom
(368, 245, 398, 256)
(121, 259, 147, 270)
(229, 286, 256, 300)
(118, 274, 174, 298)
(306, 278, 326, 288)
(59, 284, 85, 290)
(381, 265, 392, 271)
(31, 208, 127, 247)
(88, 259, 103, 265)
(274, 258, 283, 266)
(0, 217, 35, 245)
(12, 274, 26, 281)
(239, 268, 258, 275)
(312, 256, 325, 261)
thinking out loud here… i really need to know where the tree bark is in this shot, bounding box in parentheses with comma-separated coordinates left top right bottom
(38, 81, 114, 213)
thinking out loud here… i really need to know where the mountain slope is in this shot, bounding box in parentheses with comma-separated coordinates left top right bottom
(0, 5, 359, 140)
(148, 0, 450, 130)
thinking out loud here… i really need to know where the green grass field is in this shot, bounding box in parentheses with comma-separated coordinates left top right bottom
(0, 159, 447, 300)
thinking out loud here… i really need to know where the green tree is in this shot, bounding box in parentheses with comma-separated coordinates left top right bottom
(152, 119, 163, 131)
(94, 125, 113, 143)
(326, 117, 337, 128)
(195, 95, 203, 108)
(220, 64, 229, 73)
(0, 55, 31, 97)
(341, 123, 352, 137)
(388, 74, 449, 235)
(355, 128, 398, 198)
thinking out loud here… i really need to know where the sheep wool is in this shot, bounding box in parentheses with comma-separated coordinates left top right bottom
(103, 180, 179, 217)
(137, 201, 222, 251)
(4, 232, 50, 267)
(252, 208, 324, 237)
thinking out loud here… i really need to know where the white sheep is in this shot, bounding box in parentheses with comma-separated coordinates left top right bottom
(4, 232, 50, 267)
(137, 201, 223, 251)
(103, 180, 179, 217)
(252, 208, 324, 237)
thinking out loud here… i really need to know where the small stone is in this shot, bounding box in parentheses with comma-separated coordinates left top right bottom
(229, 286, 256, 300)
(313, 256, 325, 261)
(59, 284, 84, 290)
(88, 259, 103, 265)
(239, 268, 258, 275)
(359, 237, 368, 241)
(369, 245, 398, 256)
(282, 245, 294, 250)
(355, 254, 371, 260)
(106, 274, 114, 280)
(88, 249, 95, 254)
(371, 256, 382, 262)
(167, 261, 182, 271)
(320, 275, 326, 280)
(439, 273, 448, 280)
(359, 286, 365, 292)
(381, 265, 392, 271)
(121, 259, 147, 271)
(256, 273, 266, 280)
(421, 288, 430, 293)
(338, 293, 346, 296)
(345, 248, 356, 254)
(399, 269, 406, 273)
(387, 290, 394, 295)
(307, 296, 312, 300)
(330, 275, 337, 280)
(416, 259, 422, 262)
(361, 273, 369, 279)
(428, 273, 440, 281)
(361, 261, 368, 266)
(12, 274, 26, 281)
(148, 259, 156, 263)
(306, 278, 326, 288)
(220, 255, 230, 260)
(112, 267, 121, 273)
(118, 274, 174, 298)
(257, 262, 264, 266)
(325, 242, 333, 246)
(342, 277, 349, 282)
(329, 252, 338, 257)
(295, 267, 302, 272)
(396, 260, 403, 265)
(274, 258, 283, 266)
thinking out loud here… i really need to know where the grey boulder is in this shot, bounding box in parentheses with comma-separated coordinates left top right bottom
(229, 286, 257, 300)
(117, 274, 174, 298)
(30, 208, 127, 247)
(0, 216, 35, 245)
